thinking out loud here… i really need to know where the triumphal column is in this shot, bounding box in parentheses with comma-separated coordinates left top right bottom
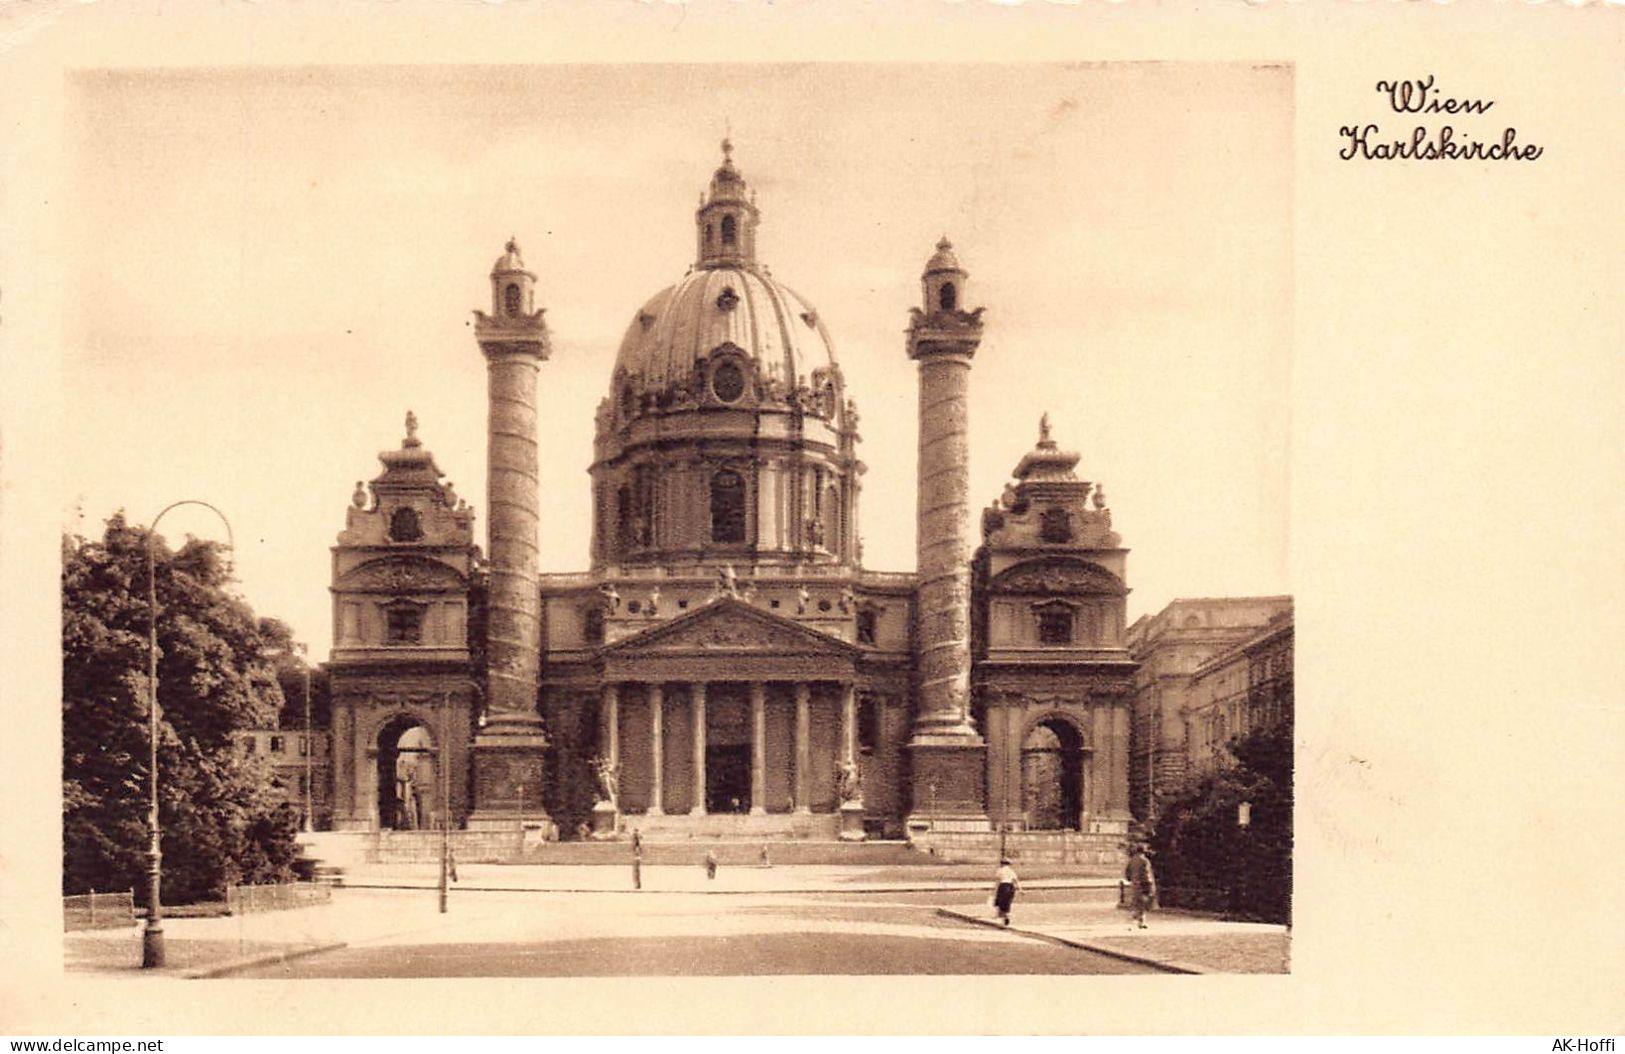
(468, 238, 554, 833)
(905, 238, 989, 830)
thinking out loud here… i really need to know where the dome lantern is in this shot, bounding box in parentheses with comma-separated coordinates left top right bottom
(695, 138, 761, 269)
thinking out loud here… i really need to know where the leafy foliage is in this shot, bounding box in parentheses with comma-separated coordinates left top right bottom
(542, 692, 601, 841)
(62, 514, 302, 903)
(1149, 717, 1293, 924)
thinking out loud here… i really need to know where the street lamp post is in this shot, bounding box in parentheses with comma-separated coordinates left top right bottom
(143, 500, 234, 969)
(302, 661, 314, 833)
(439, 691, 450, 914)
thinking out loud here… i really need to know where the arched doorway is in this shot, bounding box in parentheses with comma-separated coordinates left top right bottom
(1021, 719, 1083, 831)
(377, 718, 437, 831)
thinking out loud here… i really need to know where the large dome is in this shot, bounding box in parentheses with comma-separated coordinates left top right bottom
(612, 265, 837, 393)
(587, 143, 862, 573)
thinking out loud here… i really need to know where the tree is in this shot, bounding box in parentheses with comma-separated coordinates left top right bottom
(62, 513, 302, 903)
(1149, 716, 1294, 924)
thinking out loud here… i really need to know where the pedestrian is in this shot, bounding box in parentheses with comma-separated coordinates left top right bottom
(759, 844, 771, 869)
(1126, 842, 1157, 929)
(993, 857, 1018, 927)
(447, 846, 458, 884)
(631, 828, 643, 891)
(704, 849, 718, 880)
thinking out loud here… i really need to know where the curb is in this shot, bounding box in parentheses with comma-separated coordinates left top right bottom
(181, 940, 349, 979)
(338, 879, 1121, 896)
(935, 908, 1207, 974)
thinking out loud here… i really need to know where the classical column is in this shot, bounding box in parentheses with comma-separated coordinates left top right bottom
(793, 682, 811, 814)
(601, 682, 620, 772)
(690, 682, 707, 816)
(840, 683, 858, 763)
(749, 682, 767, 815)
(904, 238, 988, 825)
(469, 239, 553, 831)
(649, 683, 664, 814)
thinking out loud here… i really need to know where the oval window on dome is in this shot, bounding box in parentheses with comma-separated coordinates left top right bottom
(711, 361, 746, 403)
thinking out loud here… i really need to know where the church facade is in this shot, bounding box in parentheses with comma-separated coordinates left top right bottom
(324, 145, 1137, 850)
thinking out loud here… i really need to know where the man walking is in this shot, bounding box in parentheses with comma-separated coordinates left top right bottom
(1126, 843, 1157, 929)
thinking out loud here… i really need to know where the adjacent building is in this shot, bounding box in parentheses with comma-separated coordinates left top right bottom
(1125, 596, 1293, 818)
(237, 729, 332, 829)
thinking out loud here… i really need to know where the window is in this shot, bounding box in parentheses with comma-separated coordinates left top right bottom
(721, 214, 737, 246)
(385, 603, 425, 645)
(388, 507, 423, 543)
(938, 282, 957, 312)
(856, 608, 877, 645)
(269, 735, 285, 754)
(504, 282, 522, 317)
(710, 469, 746, 544)
(244, 737, 257, 755)
(583, 607, 604, 645)
(1040, 507, 1072, 544)
(616, 486, 635, 550)
(711, 360, 745, 403)
(1037, 606, 1074, 645)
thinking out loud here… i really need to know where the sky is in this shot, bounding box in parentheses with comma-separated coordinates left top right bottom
(64, 62, 1292, 658)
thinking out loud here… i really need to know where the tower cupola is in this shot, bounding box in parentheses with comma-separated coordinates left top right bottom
(490, 237, 537, 320)
(921, 236, 969, 315)
(695, 139, 760, 269)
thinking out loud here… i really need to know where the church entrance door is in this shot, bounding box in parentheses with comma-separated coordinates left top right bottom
(706, 745, 751, 813)
(705, 684, 751, 813)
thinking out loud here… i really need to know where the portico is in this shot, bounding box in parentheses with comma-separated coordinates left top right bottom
(596, 597, 863, 821)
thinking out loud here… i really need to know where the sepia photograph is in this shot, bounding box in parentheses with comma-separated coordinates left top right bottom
(4, 2, 1620, 1038)
(57, 62, 1291, 981)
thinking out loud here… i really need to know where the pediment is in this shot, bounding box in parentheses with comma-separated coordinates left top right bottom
(337, 556, 468, 594)
(990, 557, 1125, 597)
(602, 597, 858, 657)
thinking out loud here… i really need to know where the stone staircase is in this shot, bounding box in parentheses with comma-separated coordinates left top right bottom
(297, 827, 931, 868)
(617, 811, 841, 842)
(517, 839, 925, 867)
(913, 829, 1127, 867)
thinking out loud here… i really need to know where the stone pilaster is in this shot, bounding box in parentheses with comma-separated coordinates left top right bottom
(602, 682, 620, 772)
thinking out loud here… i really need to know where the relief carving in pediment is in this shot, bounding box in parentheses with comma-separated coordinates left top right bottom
(994, 560, 1123, 596)
(342, 558, 465, 594)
